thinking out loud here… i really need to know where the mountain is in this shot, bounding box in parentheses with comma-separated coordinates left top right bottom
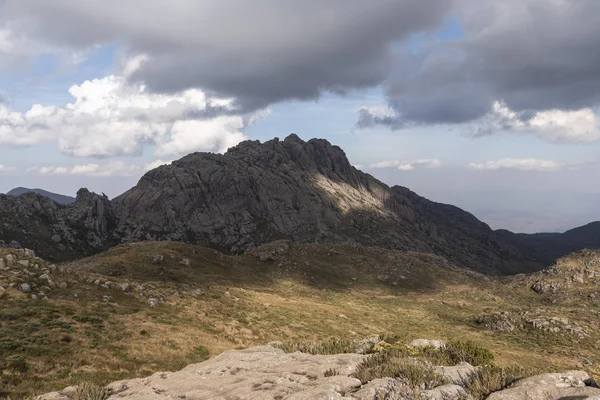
(113, 135, 536, 274)
(0, 189, 118, 260)
(6, 187, 76, 205)
(0, 134, 599, 274)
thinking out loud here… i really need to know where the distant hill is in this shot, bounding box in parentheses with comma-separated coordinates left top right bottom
(6, 187, 76, 205)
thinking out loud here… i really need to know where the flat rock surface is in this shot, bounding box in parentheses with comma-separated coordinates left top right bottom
(40, 345, 367, 400)
(487, 370, 600, 400)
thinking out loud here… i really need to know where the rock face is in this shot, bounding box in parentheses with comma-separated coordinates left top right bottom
(37, 345, 600, 400)
(487, 371, 600, 400)
(2, 135, 600, 273)
(111, 135, 537, 274)
(0, 189, 118, 261)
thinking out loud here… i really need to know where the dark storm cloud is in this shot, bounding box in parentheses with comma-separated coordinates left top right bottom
(0, 0, 451, 112)
(359, 0, 600, 129)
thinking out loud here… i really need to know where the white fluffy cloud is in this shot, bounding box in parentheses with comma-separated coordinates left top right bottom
(0, 67, 263, 157)
(475, 102, 600, 143)
(468, 158, 566, 172)
(364, 159, 441, 171)
(32, 160, 171, 177)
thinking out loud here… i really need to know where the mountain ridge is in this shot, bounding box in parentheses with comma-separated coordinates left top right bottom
(5, 187, 76, 205)
(0, 134, 598, 274)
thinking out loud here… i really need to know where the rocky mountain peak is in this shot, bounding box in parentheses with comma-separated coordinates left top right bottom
(1, 135, 599, 273)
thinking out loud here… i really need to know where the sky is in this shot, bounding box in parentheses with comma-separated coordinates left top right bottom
(1, 0, 599, 234)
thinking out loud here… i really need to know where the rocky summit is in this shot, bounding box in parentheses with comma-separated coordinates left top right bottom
(1, 135, 600, 274)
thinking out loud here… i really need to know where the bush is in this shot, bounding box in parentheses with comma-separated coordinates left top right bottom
(445, 340, 494, 366)
(6, 355, 28, 373)
(467, 365, 534, 399)
(277, 339, 355, 355)
(193, 345, 210, 360)
(74, 382, 108, 400)
(353, 352, 449, 389)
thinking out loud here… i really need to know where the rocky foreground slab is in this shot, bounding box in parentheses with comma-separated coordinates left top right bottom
(38, 345, 600, 400)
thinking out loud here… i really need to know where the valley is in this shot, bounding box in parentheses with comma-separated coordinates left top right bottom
(1, 242, 599, 397)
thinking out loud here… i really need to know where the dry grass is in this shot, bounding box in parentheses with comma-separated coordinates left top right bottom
(353, 353, 449, 389)
(467, 365, 536, 399)
(1, 242, 599, 398)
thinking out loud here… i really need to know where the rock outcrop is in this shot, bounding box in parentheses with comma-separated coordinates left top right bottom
(37, 345, 600, 400)
(0, 189, 118, 261)
(487, 371, 600, 400)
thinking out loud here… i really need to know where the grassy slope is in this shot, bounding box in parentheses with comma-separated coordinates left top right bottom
(0, 242, 599, 397)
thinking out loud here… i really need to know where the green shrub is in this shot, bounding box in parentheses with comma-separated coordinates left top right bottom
(193, 345, 210, 360)
(445, 340, 494, 366)
(353, 352, 449, 389)
(6, 355, 28, 373)
(73, 315, 104, 325)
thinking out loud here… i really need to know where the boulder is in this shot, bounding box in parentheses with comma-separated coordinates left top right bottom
(18, 283, 32, 293)
(434, 363, 478, 386)
(487, 370, 600, 400)
(422, 384, 472, 400)
(352, 378, 408, 400)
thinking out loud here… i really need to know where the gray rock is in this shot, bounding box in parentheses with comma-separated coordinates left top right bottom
(180, 258, 191, 266)
(422, 384, 472, 400)
(0, 286, 5, 296)
(23, 249, 35, 258)
(18, 260, 30, 268)
(6, 254, 15, 262)
(103, 346, 366, 400)
(31, 294, 38, 300)
(434, 363, 478, 386)
(120, 283, 132, 292)
(148, 298, 160, 307)
(355, 336, 380, 355)
(152, 254, 164, 263)
(39, 273, 51, 281)
(487, 370, 600, 400)
(0, 258, 5, 270)
(51, 235, 62, 243)
(352, 378, 408, 400)
(18, 283, 32, 293)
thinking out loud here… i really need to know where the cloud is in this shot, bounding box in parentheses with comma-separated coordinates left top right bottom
(474, 102, 600, 143)
(356, 106, 408, 130)
(32, 159, 171, 177)
(467, 158, 566, 172)
(0, 0, 451, 111)
(0, 164, 15, 173)
(365, 159, 441, 171)
(0, 72, 264, 157)
(356, 0, 600, 138)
